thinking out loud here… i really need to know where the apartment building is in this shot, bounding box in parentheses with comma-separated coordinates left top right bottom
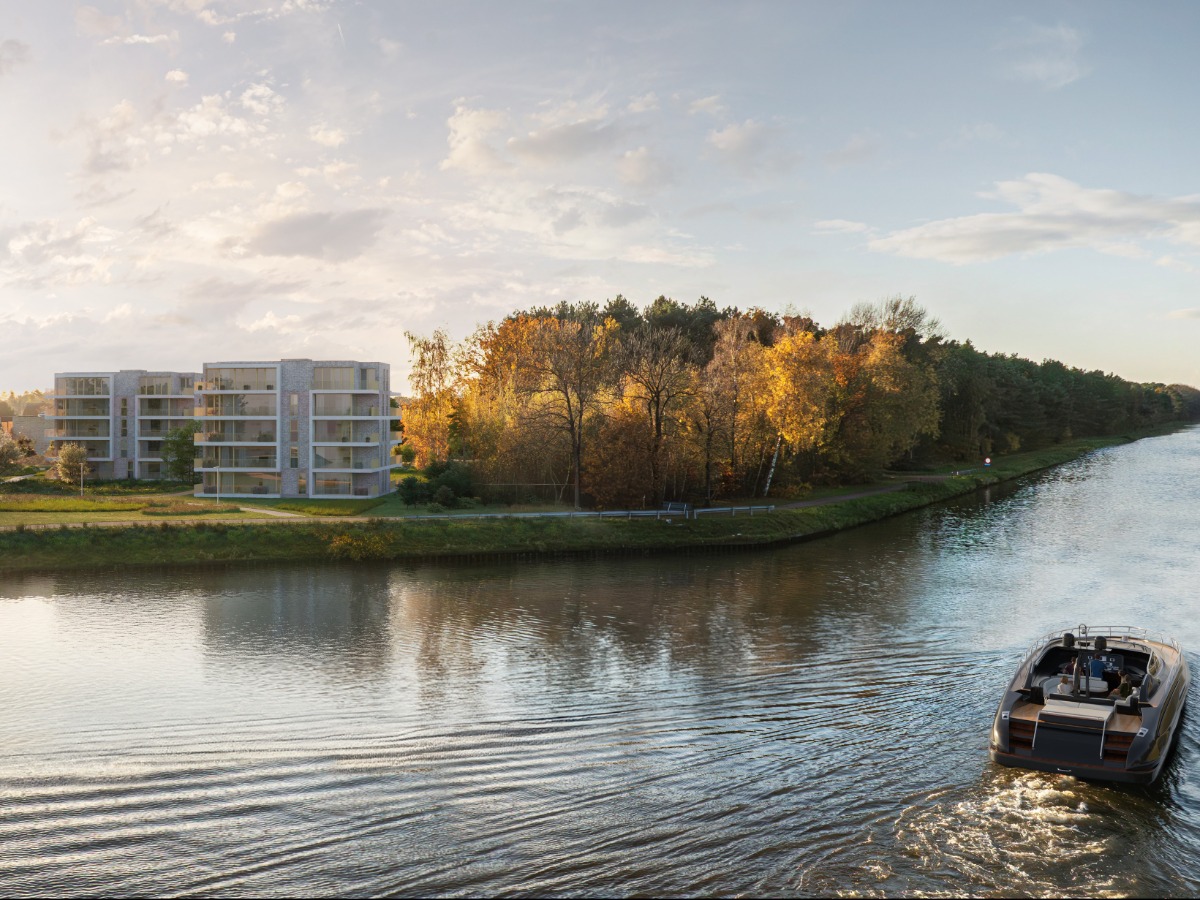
(45, 370, 199, 479)
(194, 359, 399, 498)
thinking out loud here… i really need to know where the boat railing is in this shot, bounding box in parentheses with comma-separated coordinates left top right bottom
(1015, 625, 1181, 684)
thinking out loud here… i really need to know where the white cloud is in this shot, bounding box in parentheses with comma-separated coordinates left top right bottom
(1002, 22, 1089, 90)
(507, 117, 625, 164)
(814, 219, 870, 234)
(1167, 308, 1200, 319)
(222, 31, 236, 43)
(102, 33, 176, 46)
(627, 92, 658, 113)
(1, 217, 115, 288)
(74, 6, 123, 37)
(869, 173, 1200, 264)
(239, 83, 283, 117)
(440, 103, 511, 174)
(617, 146, 672, 189)
(240, 208, 391, 261)
(309, 125, 347, 147)
(706, 119, 796, 175)
(689, 94, 725, 116)
(165, 69, 189, 85)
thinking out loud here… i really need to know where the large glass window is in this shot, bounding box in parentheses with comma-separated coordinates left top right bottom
(205, 368, 275, 391)
(57, 376, 110, 396)
(138, 377, 171, 395)
(202, 394, 278, 416)
(313, 367, 354, 390)
(313, 473, 352, 495)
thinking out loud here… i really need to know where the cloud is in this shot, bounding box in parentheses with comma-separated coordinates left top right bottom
(814, 219, 871, 234)
(0, 39, 30, 77)
(309, 125, 347, 147)
(440, 102, 510, 174)
(240, 208, 390, 261)
(239, 83, 283, 117)
(102, 33, 176, 46)
(627, 93, 658, 113)
(869, 173, 1200, 264)
(1, 217, 115, 287)
(507, 117, 625, 164)
(617, 146, 673, 189)
(706, 119, 796, 175)
(1002, 22, 1089, 89)
(165, 69, 189, 84)
(74, 6, 124, 37)
(688, 94, 725, 116)
(1167, 308, 1200, 319)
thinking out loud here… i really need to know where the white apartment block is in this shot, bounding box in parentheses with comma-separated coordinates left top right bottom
(194, 359, 400, 498)
(45, 371, 200, 480)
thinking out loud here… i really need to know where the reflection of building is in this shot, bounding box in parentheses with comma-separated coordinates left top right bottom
(200, 566, 393, 675)
(45, 371, 199, 479)
(194, 359, 400, 498)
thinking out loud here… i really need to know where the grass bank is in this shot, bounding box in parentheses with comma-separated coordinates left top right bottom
(0, 429, 1178, 574)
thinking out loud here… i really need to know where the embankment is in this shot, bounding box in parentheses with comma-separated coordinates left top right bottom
(0, 432, 1172, 573)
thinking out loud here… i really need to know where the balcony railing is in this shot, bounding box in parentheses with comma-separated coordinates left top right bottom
(195, 431, 277, 444)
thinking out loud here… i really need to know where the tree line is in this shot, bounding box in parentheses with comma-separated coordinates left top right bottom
(410, 295, 1198, 508)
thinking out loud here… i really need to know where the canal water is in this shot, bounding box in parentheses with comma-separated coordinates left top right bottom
(2, 427, 1200, 897)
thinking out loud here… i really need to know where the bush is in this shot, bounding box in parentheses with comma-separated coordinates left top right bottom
(327, 531, 391, 561)
(398, 475, 428, 506)
(432, 485, 456, 507)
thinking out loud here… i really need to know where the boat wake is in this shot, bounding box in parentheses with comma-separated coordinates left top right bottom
(893, 772, 1124, 897)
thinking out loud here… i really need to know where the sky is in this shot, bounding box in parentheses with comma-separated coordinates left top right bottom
(2, 0, 1199, 393)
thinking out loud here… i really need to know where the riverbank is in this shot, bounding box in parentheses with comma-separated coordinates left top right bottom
(0, 430, 1184, 573)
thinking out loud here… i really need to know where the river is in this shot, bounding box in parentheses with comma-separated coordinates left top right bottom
(2, 427, 1200, 897)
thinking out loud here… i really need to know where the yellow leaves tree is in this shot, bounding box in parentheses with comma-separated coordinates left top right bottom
(514, 310, 620, 509)
(763, 329, 833, 455)
(403, 329, 459, 467)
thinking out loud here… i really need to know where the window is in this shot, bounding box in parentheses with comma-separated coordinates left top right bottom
(290, 445, 299, 468)
(313, 367, 354, 390)
(290, 392, 299, 416)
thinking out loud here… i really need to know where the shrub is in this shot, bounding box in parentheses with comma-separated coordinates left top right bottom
(432, 485, 456, 508)
(327, 531, 391, 561)
(398, 475, 428, 506)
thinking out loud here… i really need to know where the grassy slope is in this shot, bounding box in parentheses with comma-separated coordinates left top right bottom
(0, 431, 1170, 573)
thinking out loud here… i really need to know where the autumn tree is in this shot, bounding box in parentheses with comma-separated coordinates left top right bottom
(617, 325, 694, 504)
(516, 306, 620, 509)
(403, 329, 460, 467)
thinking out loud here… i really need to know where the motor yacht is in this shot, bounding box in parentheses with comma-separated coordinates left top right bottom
(989, 625, 1188, 783)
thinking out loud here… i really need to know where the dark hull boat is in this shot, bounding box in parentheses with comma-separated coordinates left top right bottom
(990, 626, 1188, 784)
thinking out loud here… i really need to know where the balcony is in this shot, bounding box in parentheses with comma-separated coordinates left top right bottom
(195, 395, 278, 417)
(195, 430, 277, 444)
(312, 448, 383, 470)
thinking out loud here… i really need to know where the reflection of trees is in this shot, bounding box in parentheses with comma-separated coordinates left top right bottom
(386, 517, 935, 709)
(201, 564, 394, 679)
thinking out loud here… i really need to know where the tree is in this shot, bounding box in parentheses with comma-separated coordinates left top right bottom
(53, 442, 91, 485)
(518, 308, 620, 509)
(617, 325, 694, 504)
(162, 421, 202, 482)
(404, 329, 459, 466)
(0, 435, 21, 474)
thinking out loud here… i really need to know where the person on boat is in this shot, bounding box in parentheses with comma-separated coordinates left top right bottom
(1055, 675, 1073, 695)
(1109, 674, 1134, 700)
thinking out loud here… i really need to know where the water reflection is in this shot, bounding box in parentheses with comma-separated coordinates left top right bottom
(1, 428, 1200, 896)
